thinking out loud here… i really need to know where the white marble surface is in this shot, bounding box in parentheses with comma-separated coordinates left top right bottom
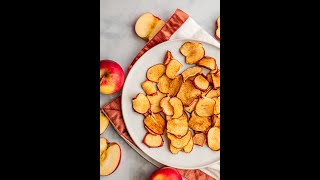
(100, 0, 220, 179)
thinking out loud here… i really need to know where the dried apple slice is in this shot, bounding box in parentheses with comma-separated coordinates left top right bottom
(212, 115, 220, 128)
(157, 74, 172, 94)
(160, 96, 174, 116)
(184, 99, 198, 113)
(147, 91, 166, 113)
(215, 16, 220, 41)
(167, 112, 188, 138)
(143, 113, 166, 135)
(144, 125, 157, 135)
(132, 93, 150, 114)
(176, 79, 201, 106)
(168, 75, 183, 97)
(141, 80, 157, 96)
(210, 64, 219, 74)
(212, 70, 220, 89)
(202, 85, 213, 96)
(166, 115, 172, 121)
(169, 97, 184, 119)
(164, 50, 173, 65)
(207, 73, 213, 84)
(193, 74, 209, 91)
(195, 97, 215, 116)
(213, 97, 220, 115)
(189, 111, 211, 132)
(181, 66, 202, 81)
(143, 133, 164, 148)
(183, 137, 194, 153)
(147, 64, 166, 82)
(206, 88, 220, 98)
(197, 57, 217, 70)
(193, 133, 206, 146)
(180, 42, 205, 64)
(167, 130, 192, 149)
(169, 144, 182, 154)
(166, 59, 182, 79)
(207, 127, 220, 151)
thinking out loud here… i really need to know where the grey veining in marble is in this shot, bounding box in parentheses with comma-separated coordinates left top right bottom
(100, 0, 219, 179)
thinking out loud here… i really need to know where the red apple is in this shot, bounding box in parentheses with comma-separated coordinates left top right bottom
(149, 167, 182, 180)
(100, 60, 125, 94)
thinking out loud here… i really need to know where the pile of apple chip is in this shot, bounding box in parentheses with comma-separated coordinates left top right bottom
(132, 41, 220, 154)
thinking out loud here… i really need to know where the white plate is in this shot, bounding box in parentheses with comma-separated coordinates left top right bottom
(121, 39, 220, 169)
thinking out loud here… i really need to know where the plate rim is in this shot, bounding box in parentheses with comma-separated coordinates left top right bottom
(121, 38, 220, 169)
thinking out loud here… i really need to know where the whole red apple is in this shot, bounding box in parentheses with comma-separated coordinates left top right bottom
(100, 60, 125, 94)
(149, 167, 182, 180)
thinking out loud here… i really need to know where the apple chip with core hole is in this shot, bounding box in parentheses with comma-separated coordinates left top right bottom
(100, 111, 109, 134)
(180, 42, 205, 64)
(181, 66, 202, 81)
(144, 125, 157, 135)
(147, 91, 166, 113)
(213, 97, 220, 115)
(132, 93, 150, 114)
(147, 64, 166, 82)
(206, 88, 220, 98)
(189, 111, 211, 132)
(176, 79, 201, 106)
(193, 133, 206, 146)
(195, 97, 215, 116)
(193, 74, 209, 91)
(141, 80, 157, 95)
(157, 74, 172, 94)
(160, 96, 174, 116)
(100, 138, 122, 176)
(197, 57, 217, 70)
(212, 70, 220, 89)
(207, 127, 220, 151)
(166, 59, 182, 79)
(167, 130, 192, 149)
(143, 133, 164, 148)
(168, 75, 183, 97)
(143, 113, 166, 135)
(169, 144, 182, 154)
(167, 112, 188, 138)
(184, 99, 198, 113)
(164, 50, 173, 65)
(183, 138, 194, 153)
(213, 115, 220, 128)
(169, 97, 184, 119)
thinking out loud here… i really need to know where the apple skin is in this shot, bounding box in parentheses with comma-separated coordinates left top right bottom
(149, 167, 182, 180)
(100, 60, 125, 94)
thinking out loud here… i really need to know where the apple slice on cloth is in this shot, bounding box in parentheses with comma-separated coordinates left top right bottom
(100, 138, 122, 176)
(143, 133, 164, 148)
(180, 42, 205, 64)
(100, 111, 109, 134)
(147, 64, 166, 82)
(135, 12, 165, 41)
(215, 16, 220, 41)
(207, 127, 220, 151)
(132, 93, 150, 114)
(100, 60, 124, 94)
(193, 74, 209, 91)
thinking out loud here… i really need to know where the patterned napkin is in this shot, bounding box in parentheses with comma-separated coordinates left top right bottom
(101, 9, 220, 180)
